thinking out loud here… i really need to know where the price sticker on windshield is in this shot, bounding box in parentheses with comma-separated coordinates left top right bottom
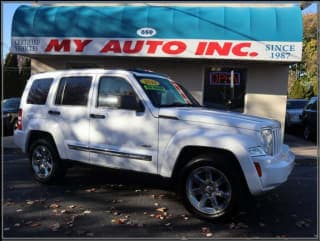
(140, 79, 160, 86)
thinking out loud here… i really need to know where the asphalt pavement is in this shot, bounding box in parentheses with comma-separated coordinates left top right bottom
(2, 134, 318, 238)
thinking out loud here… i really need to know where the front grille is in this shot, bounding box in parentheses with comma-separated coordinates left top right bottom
(272, 128, 282, 155)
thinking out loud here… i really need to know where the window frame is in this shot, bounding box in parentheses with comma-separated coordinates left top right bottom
(93, 75, 143, 110)
(26, 78, 54, 105)
(53, 75, 93, 107)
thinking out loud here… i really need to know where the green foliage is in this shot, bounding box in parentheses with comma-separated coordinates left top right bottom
(3, 54, 31, 99)
(3, 53, 20, 99)
(19, 58, 31, 88)
(288, 13, 318, 99)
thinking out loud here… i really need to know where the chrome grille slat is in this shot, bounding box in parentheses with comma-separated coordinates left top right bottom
(272, 128, 281, 155)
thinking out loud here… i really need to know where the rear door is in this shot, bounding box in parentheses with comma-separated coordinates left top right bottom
(47, 74, 94, 163)
(88, 74, 158, 174)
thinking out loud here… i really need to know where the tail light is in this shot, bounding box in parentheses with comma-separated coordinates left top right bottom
(17, 108, 23, 130)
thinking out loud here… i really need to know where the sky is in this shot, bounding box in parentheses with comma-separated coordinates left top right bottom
(1, 2, 318, 61)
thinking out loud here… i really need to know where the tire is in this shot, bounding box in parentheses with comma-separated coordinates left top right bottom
(29, 138, 67, 184)
(177, 153, 241, 221)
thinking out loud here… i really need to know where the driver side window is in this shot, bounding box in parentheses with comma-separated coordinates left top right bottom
(97, 76, 136, 109)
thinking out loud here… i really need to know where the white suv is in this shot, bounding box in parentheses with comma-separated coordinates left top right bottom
(14, 69, 295, 220)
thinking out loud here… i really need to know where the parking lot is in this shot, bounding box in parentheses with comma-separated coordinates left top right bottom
(2, 134, 318, 238)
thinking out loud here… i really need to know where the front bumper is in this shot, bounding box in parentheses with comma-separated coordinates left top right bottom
(252, 144, 295, 193)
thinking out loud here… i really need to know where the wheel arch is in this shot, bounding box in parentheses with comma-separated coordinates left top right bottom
(26, 130, 60, 158)
(170, 146, 250, 193)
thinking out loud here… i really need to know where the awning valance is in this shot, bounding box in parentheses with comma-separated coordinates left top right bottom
(11, 5, 302, 61)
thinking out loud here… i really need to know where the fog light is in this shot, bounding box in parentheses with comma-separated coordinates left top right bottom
(254, 162, 262, 177)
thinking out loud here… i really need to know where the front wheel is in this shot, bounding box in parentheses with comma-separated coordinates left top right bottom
(29, 139, 67, 184)
(178, 154, 240, 221)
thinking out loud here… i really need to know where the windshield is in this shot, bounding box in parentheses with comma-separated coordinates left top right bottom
(135, 75, 200, 108)
(2, 98, 20, 110)
(287, 100, 308, 109)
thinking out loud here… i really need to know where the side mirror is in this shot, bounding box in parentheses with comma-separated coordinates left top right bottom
(120, 95, 145, 112)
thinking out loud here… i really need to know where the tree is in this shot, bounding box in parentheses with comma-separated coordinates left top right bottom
(3, 53, 20, 99)
(288, 13, 318, 98)
(19, 57, 31, 91)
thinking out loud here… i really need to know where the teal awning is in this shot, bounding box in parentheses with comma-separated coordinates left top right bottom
(11, 5, 302, 62)
(12, 5, 302, 42)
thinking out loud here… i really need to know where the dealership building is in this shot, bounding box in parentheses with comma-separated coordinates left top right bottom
(11, 2, 303, 137)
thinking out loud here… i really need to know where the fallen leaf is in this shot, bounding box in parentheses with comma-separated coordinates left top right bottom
(156, 207, 168, 212)
(50, 203, 60, 209)
(83, 210, 91, 214)
(181, 214, 189, 220)
(50, 223, 60, 231)
(31, 223, 41, 228)
(155, 214, 165, 220)
(118, 218, 128, 224)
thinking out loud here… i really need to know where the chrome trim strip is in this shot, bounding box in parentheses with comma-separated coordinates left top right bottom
(68, 144, 152, 161)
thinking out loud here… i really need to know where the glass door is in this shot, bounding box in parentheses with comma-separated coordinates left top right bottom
(203, 67, 246, 112)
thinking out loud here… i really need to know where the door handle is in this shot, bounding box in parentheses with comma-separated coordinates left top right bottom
(48, 110, 60, 115)
(90, 114, 106, 119)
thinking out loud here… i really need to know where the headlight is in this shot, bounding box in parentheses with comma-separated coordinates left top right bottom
(260, 128, 273, 155)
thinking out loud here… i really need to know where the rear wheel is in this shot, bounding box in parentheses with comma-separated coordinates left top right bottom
(29, 138, 67, 184)
(178, 153, 241, 221)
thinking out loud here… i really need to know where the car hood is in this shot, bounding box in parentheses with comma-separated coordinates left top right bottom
(159, 107, 280, 131)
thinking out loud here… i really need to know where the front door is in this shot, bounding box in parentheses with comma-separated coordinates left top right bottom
(203, 67, 246, 112)
(89, 75, 158, 174)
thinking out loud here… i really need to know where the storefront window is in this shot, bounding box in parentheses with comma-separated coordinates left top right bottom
(203, 67, 246, 113)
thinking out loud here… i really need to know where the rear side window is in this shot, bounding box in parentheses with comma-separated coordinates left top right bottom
(27, 78, 53, 105)
(55, 76, 92, 106)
